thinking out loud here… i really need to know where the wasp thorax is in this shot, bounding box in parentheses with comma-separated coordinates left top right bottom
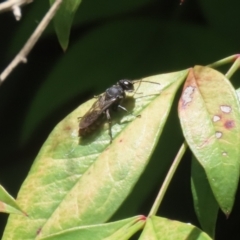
(106, 85, 124, 99)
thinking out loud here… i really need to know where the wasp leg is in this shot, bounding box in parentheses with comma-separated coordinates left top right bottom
(105, 109, 113, 143)
(118, 105, 141, 118)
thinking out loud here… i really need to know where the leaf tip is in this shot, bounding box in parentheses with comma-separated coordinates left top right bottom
(225, 210, 231, 219)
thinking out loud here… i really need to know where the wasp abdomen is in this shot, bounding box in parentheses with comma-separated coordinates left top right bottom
(79, 116, 104, 137)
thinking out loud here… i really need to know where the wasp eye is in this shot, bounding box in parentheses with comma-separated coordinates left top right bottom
(124, 81, 129, 85)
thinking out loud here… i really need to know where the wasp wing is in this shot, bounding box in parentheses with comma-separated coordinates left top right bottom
(79, 95, 117, 129)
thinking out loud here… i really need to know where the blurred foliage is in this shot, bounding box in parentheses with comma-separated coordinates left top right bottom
(0, 0, 240, 239)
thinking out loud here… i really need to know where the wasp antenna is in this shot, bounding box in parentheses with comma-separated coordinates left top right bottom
(132, 79, 142, 84)
(132, 79, 160, 96)
(133, 80, 160, 85)
(143, 80, 160, 85)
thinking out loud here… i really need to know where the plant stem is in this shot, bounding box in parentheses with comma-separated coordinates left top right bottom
(207, 54, 239, 68)
(0, 0, 32, 13)
(0, 0, 62, 84)
(225, 56, 240, 79)
(148, 141, 188, 217)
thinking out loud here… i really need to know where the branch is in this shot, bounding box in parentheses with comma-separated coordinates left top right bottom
(0, 0, 32, 13)
(0, 0, 62, 84)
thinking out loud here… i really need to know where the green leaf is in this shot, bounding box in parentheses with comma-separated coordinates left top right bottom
(2, 70, 187, 239)
(236, 88, 240, 101)
(50, 0, 82, 50)
(191, 156, 218, 239)
(139, 216, 212, 240)
(178, 66, 240, 215)
(0, 185, 26, 215)
(39, 216, 145, 240)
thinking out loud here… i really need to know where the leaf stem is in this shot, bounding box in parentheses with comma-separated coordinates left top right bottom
(207, 54, 239, 68)
(225, 56, 240, 79)
(148, 141, 188, 217)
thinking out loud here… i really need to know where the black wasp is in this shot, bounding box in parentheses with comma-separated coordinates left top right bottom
(79, 79, 160, 143)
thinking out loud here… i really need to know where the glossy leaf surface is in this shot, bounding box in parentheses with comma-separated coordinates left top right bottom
(3, 70, 187, 239)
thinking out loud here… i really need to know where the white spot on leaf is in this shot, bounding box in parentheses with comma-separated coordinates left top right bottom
(215, 131, 222, 139)
(213, 115, 220, 122)
(182, 86, 195, 106)
(220, 105, 231, 113)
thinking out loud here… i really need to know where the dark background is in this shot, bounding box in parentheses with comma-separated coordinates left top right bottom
(0, 0, 240, 239)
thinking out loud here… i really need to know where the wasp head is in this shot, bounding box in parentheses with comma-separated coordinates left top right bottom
(118, 79, 134, 92)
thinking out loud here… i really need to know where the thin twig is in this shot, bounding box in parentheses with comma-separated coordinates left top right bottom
(0, 0, 62, 84)
(148, 141, 188, 217)
(0, 0, 32, 13)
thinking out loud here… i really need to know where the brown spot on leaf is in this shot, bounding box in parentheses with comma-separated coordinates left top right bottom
(224, 120, 235, 129)
(63, 125, 72, 132)
(23, 211, 29, 217)
(36, 227, 42, 235)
